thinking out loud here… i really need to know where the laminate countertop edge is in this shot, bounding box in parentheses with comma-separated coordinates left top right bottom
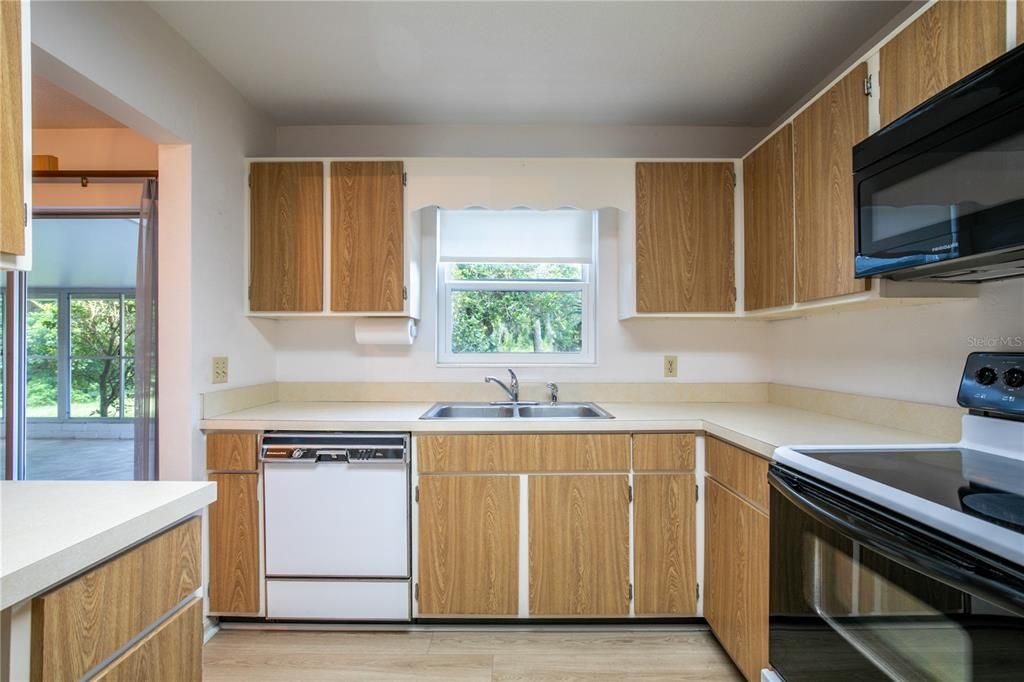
(0, 481, 217, 610)
(200, 401, 951, 461)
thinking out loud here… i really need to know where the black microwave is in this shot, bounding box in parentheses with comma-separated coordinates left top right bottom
(853, 43, 1024, 282)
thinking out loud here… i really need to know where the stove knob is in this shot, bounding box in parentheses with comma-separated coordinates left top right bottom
(1004, 367, 1024, 388)
(975, 367, 998, 386)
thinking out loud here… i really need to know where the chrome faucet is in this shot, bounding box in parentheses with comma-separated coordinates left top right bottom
(546, 382, 559, 404)
(485, 369, 519, 403)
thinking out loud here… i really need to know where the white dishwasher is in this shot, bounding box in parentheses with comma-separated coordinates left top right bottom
(261, 432, 411, 621)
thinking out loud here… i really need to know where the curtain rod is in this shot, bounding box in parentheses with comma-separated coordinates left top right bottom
(33, 170, 158, 186)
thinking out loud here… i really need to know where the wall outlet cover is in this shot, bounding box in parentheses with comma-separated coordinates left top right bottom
(212, 356, 229, 384)
(664, 355, 678, 378)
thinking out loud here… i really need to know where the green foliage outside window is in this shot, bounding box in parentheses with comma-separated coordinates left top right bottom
(449, 264, 584, 354)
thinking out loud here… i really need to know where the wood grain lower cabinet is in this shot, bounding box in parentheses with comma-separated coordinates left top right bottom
(528, 475, 630, 616)
(208, 473, 261, 614)
(417, 433, 630, 474)
(417, 475, 519, 616)
(30, 519, 201, 682)
(92, 598, 202, 682)
(705, 478, 769, 682)
(634, 473, 697, 615)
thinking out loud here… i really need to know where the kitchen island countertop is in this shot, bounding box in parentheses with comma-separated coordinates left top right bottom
(0, 481, 216, 610)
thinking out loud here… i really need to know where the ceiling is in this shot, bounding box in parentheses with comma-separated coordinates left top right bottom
(151, 1, 911, 128)
(33, 76, 126, 129)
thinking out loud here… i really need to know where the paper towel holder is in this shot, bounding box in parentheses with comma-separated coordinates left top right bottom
(353, 317, 418, 345)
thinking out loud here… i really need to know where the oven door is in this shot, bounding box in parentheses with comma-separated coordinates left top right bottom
(768, 465, 1024, 682)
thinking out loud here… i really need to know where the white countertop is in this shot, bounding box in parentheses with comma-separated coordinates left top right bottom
(0, 481, 216, 610)
(201, 401, 945, 458)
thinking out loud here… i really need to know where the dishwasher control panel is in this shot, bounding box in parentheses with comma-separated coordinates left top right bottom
(259, 432, 410, 464)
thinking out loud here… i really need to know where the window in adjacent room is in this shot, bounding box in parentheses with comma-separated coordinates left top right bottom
(437, 208, 597, 365)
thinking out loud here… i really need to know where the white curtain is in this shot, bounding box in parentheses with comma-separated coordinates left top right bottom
(134, 179, 158, 480)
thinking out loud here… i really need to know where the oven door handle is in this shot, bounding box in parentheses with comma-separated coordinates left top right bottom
(768, 466, 1024, 615)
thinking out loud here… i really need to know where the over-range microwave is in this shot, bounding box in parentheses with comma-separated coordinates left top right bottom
(853, 42, 1024, 282)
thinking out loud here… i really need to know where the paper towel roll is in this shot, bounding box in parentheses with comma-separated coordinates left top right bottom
(354, 318, 418, 345)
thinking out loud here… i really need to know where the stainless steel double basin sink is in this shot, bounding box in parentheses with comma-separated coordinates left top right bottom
(420, 402, 614, 420)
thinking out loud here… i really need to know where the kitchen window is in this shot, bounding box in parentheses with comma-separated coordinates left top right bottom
(437, 209, 597, 365)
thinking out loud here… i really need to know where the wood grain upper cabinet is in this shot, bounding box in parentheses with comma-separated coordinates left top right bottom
(793, 65, 869, 303)
(249, 161, 324, 312)
(1, 0, 25, 257)
(635, 162, 735, 313)
(879, 0, 1006, 127)
(705, 478, 769, 682)
(418, 475, 519, 616)
(529, 474, 630, 616)
(743, 125, 794, 311)
(330, 161, 405, 312)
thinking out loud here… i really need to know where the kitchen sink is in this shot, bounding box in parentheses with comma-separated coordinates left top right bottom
(420, 402, 613, 420)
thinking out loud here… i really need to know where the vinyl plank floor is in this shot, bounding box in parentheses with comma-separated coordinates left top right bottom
(204, 628, 742, 681)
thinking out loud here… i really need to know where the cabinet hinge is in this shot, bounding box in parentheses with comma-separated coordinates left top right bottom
(402, 286, 408, 301)
(415, 485, 419, 503)
(695, 484, 700, 503)
(696, 583, 701, 601)
(628, 484, 633, 503)
(863, 74, 873, 97)
(23, 203, 27, 227)
(248, 173, 251, 188)
(729, 169, 737, 188)
(629, 584, 633, 602)
(402, 171, 408, 187)
(414, 583, 419, 601)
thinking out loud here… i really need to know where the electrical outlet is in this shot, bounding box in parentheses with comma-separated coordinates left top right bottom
(212, 356, 229, 385)
(664, 355, 678, 378)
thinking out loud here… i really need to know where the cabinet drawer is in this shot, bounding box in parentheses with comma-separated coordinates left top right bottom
(418, 434, 630, 473)
(30, 518, 201, 682)
(705, 436, 769, 511)
(206, 432, 259, 471)
(92, 598, 202, 682)
(632, 433, 695, 471)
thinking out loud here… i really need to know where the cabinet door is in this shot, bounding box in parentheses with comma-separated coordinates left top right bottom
(330, 161, 405, 312)
(0, 0, 25, 256)
(743, 125, 794, 311)
(529, 475, 630, 616)
(418, 475, 519, 616)
(92, 598, 202, 682)
(793, 65, 869, 303)
(880, 0, 1005, 127)
(634, 473, 696, 615)
(249, 161, 324, 312)
(705, 478, 769, 682)
(209, 473, 261, 614)
(635, 162, 735, 313)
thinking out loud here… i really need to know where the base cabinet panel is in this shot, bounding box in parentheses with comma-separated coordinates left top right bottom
(528, 475, 630, 616)
(418, 475, 519, 616)
(705, 478, 769, 682)
(92, 598, 202, 682)
(634, 473, 697, 615)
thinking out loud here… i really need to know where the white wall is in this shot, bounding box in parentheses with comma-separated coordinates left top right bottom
(276, 124, 768, 159)
(31, 2, 276, 480)
(769, 279, 1024, 406)
(268, 157, 771, 385)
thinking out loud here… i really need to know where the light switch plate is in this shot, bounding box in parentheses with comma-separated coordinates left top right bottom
(212, 356, 229, 384)
(664, 355, 678, 378)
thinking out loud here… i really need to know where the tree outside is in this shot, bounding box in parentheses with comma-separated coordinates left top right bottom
(449, 264, 583, 354)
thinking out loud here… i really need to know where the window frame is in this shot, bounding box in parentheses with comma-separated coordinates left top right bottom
(436, 263, 597, 367)
(26, 287, 136, 423)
